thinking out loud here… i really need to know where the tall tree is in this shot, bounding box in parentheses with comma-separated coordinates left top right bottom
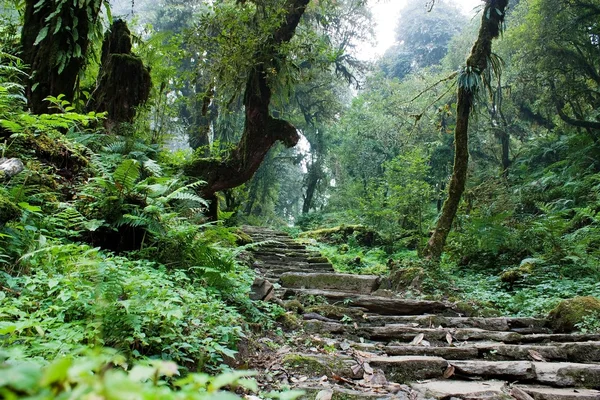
(381, 1, 465, 80)
(21, 0, 106, 113)
(423, 0, 509, 261)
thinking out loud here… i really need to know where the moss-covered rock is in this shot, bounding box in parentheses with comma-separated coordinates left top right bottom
(233, 229, 253, 245)
(282, 353, 357, 378)
(385, 266, 425, 292)
(0, 195, 20, 224)
(548, 296, 600, 333)
(277, 312, 302, 331)
(283, 299, 304, 313)
(500, 259, 536, 285)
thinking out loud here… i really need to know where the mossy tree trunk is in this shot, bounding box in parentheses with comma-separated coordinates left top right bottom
(423, 0, 509, 261)
(21, 0, 103, 114)
(184, 0, 309, 219)
(91, 20, 151, 129)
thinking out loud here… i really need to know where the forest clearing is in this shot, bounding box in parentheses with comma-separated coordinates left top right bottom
(1, 0, 600, 398)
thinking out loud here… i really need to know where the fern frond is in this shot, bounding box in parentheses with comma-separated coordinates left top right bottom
(113, 159, 140, 193)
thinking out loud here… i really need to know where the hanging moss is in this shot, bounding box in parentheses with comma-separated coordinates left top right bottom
(92, 20, 151, 126)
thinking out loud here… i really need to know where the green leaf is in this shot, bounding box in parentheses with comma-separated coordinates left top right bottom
(41, 357, 72, 386)
(34, 26, 49, 45)
(18, 202, 42, 212)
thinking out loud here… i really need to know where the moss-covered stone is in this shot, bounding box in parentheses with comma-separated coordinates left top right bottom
(277, 313, 302, 331)
(283, 299, 304, 313)
(385, 266, 424, 292)
(548, 296, 600, 333)
(282, 353, 355, 378)
(0, 195, 20, 224)
(500, 261, 535, 285)
(233, 230, 253, 245)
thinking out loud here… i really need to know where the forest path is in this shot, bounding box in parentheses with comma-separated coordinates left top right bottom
(240, 226, 600, 400)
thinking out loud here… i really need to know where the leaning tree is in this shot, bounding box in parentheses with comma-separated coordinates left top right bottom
(184, 0, 312, 219)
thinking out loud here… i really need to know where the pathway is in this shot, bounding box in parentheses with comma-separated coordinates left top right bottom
(241, 226, 600, 400)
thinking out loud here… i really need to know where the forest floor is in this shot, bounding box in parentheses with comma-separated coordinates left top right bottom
(239, 226, 600, 400)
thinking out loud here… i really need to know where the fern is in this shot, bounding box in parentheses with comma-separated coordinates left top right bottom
(113, 159, 141, 195)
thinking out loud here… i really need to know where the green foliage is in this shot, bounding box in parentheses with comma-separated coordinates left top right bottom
(0, 348, 277, 399)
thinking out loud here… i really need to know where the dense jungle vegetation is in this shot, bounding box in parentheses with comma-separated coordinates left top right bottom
(1, 0, 600, 397)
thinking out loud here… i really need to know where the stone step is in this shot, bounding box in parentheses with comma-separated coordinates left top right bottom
(411, 381, 600, 400)
(365, 325, 600, 344)
(410, 380, 509, 400)
(280, 272, 380, 295)
(284, 353, 600, 388)
(263, 263, 335, 272)
(515, 385, 600, 400)
(283, 288, 453, 315)
(256, 244, 307, 250)
(365, 315, 549, 333)
(379, 342, 600, 363)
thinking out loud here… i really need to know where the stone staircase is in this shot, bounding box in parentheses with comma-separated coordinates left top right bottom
(241, 226, 600, 400)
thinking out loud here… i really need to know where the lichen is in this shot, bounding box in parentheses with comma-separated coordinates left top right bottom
(548, 296, 600, 333)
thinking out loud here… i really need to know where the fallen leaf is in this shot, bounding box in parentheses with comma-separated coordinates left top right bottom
(351, 364, 363, 376)
(332, 374, 355, 385)
(315, 389, 333, 400)
(443, 365, 455, 379)
(446, 332, 453, 345)
(528, 349, 547, 362)
(340, 341, 351, 351)
(354, 322, 358, 329)
(363, 362, 373, 375)
(409, 333, 424, 345)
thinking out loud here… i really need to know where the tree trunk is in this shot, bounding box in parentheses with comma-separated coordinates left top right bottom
(423, 0, 509, 261)
(21, 0, 103, 114)
(184, 0, 309, 215)
(302, 161, 320, 214)
(92, 19, 152, 129)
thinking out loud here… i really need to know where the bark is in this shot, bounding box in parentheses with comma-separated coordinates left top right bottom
(184, 0, 309, 219)
(92, 20, 152, 128)
(423, 0, 509, 261)
(21, 0, 102, 114)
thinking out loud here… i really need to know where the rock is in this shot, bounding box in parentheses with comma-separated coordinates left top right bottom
(548, 296, 600, 333)
(283, 288, 452, 315)
(280, 272, 380, 295)
(534, 362, 600, 388)
(249, 277, 274, 301)
(411, 380, 510, 400)
(0, 194, 21, 224)
(0, 158, 24, 178)
(451, 360, 536, 380)
(282, 353, 361, 379)
(515, 385, 600, 400)
(385, 345, 479, 360)
(368, 355, 448, 382)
